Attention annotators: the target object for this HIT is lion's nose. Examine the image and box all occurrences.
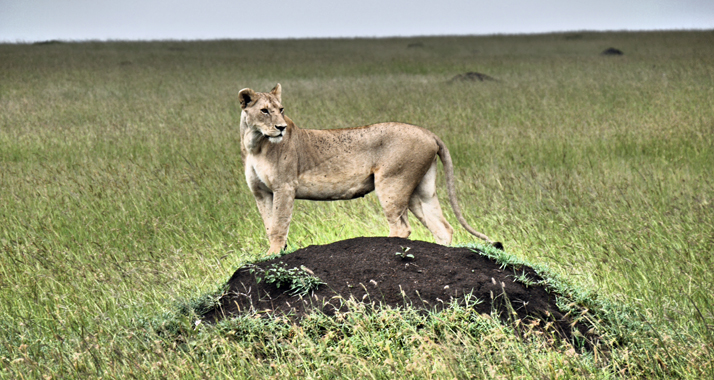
[275,125,286,132]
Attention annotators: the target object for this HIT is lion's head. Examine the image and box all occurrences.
[239,84,287,144]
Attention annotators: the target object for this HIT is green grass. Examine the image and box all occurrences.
[1,31,713,378]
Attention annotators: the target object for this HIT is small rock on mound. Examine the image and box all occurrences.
[204,237,594,345]
[601,47,624,56]
[450,72,498,82]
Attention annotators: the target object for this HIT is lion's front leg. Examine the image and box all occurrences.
[266,187,296,254]
[252,189,274,237]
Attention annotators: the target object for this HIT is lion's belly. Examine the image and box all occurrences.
[296,173,375,200]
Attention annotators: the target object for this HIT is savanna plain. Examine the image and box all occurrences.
[1,31,713,378]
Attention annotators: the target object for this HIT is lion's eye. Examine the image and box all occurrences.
[260,108,269,115]
[279,108,284,114]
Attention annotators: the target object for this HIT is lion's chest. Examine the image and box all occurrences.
[245,154,280,191]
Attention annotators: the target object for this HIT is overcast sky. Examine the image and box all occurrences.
[1,0,713,42]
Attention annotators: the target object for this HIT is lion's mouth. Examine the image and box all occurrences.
[266,133,283,143]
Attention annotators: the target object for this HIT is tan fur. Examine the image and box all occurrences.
[239,84,493,254]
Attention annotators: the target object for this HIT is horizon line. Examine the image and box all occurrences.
[2,27,712,45]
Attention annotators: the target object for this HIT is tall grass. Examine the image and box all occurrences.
[1,31,713,378]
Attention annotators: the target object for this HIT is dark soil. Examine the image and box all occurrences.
[601,47,624,55]
[449,72,498,82]
[203,237,594,345]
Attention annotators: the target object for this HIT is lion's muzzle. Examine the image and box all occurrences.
[266,125,287,143]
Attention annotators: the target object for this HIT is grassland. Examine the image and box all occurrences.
[1,31,713,378]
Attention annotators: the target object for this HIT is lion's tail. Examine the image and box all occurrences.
[435,137,494,244]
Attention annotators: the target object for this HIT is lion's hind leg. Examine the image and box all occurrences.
[408,160,454,245]
[374,175,414,240]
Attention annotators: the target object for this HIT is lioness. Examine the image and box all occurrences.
[239,84,495,254]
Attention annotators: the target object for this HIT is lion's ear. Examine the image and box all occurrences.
[239,88,257,109]
[270,83,282,103]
